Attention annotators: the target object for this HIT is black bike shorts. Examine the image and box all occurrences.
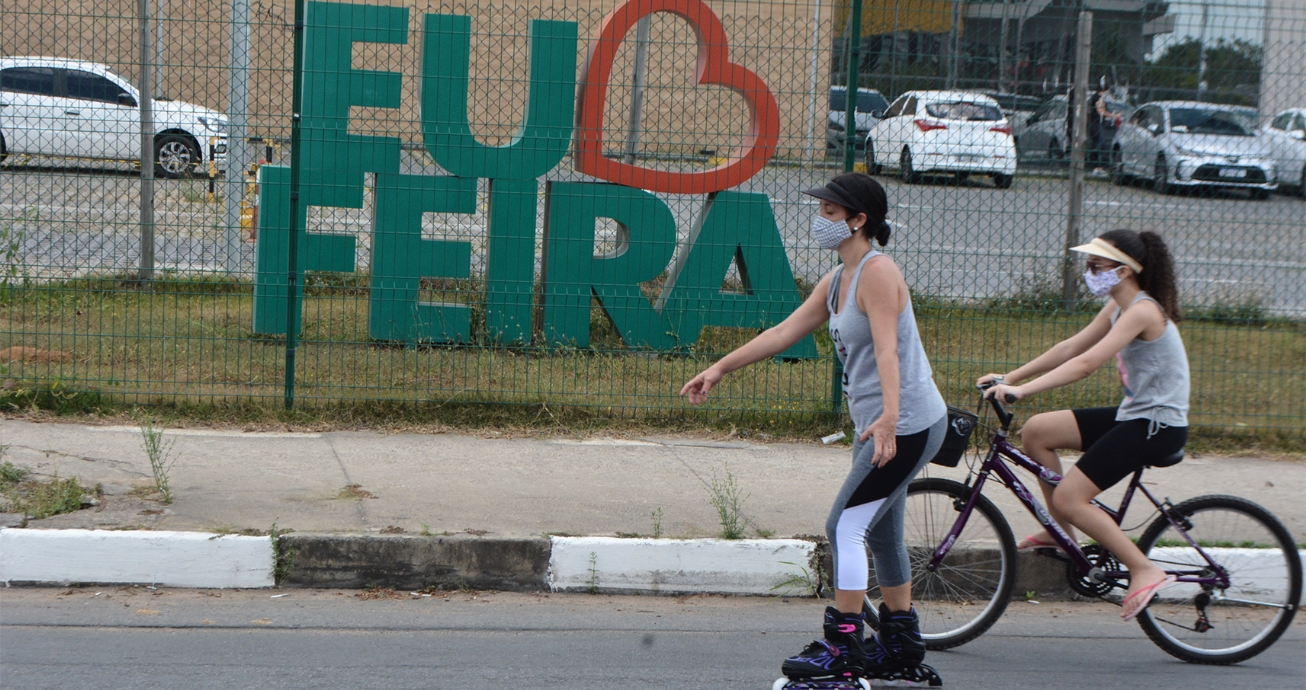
[1072,407,1188,491]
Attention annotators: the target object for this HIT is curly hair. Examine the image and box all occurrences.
[1098,229,1182,322]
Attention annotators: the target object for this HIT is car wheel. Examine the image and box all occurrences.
[866,142,882,175]
[1300,167,1305,199]
[1153,154,1170,195]
[900,148,919,184]
[1109,147,1129,186]
[154,134,200,179]
[0,133,7,164]
[991,173,1014,189]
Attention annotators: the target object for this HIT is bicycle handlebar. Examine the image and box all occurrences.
[976,381,1015,429]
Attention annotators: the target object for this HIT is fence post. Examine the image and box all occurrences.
[223,0,252,275]
[1061,10,1092,304]
[137,0,156,282]
[284,0,307,410]
[830,0,862,414]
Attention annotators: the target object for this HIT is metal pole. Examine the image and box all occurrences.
[1062,10,1092,304]
[842,0,861,172]
[155,0,165,96]
[803,0,823,162]
[223,0,252,274]
[999,0,1009,92]
[138,0,156,282]
[832,0,862,414]
[622,16,652,164]
[891,0,900,97]
[284,0,306,410]
[948,0,965,89]
[1197,2,1209,97]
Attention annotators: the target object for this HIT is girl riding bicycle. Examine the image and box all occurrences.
[681,173,948,681]
[979,228,1189,621]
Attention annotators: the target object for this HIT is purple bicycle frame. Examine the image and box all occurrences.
[925,432,1231,589]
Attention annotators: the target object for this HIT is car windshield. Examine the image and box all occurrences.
[925,101,1002,121]
[1168,108,1254,136]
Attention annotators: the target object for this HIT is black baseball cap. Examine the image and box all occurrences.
[802,180,868,216]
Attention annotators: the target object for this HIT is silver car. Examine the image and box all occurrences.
[1111,101,1278,199]
[1264,108,1306,196]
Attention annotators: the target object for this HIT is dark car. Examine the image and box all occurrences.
[826,86,890,155]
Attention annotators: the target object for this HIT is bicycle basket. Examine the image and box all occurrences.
[929,406,979,468]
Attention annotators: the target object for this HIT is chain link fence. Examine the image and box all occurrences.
[2,0,1303,440]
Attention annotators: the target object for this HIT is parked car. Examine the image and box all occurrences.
[1110,101,1278,199]
[1016,93,1129,161]
[865,90,1017,188]
[1263,108,1306,196]
[826,86,889,155]
[973,91,1043,135]
[0,56,227,177]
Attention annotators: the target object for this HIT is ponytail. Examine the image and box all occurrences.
[1137,231,1181,322]
[1098,229,1181,322]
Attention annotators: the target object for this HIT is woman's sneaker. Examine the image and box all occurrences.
[863,603,926,674]
[781,607,867,679]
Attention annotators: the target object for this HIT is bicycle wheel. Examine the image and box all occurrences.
[1136,494,1302,664]
[864,476,1017,650]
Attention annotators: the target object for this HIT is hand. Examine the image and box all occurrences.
[975,373,1004,387]
[860,414,899,467]
[983,383,1025,403]
[680,366,723,405]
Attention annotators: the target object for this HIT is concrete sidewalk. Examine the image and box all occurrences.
[1,418,1302,593]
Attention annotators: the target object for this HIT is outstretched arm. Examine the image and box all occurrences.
[977,302,1115,387]
[987,300,1160,401]
[680,273,833,405]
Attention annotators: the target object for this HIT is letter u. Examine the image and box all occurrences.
[420,14,578,179]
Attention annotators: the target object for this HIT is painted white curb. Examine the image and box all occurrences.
[548,537,816,596]
[0,529,275,588]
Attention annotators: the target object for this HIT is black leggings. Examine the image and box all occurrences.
[1072,407,1188,490]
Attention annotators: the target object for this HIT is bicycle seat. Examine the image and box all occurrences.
[1148,450,1185,468]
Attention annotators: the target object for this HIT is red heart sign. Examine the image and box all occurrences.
[574,0,780,195]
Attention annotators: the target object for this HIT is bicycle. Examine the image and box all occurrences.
[861,386,1302,665]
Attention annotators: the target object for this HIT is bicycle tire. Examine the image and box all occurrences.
[863,477,1017,650]
[1135,494,1302,665]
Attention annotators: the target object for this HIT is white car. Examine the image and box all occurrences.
[1111,101,1278,199]
[865,90,1018,188]
[0,56,227,178]
[1264,108,1306,196]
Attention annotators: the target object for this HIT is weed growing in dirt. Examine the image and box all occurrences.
[708,463,749,540]
[139,420,180,503]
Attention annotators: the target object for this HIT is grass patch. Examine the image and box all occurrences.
[1,282,1302,451]
[0,460,93,520]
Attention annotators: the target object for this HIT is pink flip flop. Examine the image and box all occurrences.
[1121,575,1178,621]
[1016,534,1065,553]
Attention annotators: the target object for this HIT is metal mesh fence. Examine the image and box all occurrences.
[2,0,1303,439]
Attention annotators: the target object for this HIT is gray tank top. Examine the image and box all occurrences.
[827,251,947,436]
[1111,292,1190,427]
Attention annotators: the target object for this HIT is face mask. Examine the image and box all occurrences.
[811,215,854,250]
[1083,266,1124,297]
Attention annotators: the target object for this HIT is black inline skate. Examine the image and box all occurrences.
[862,604,942,687]
[781,606,868,681]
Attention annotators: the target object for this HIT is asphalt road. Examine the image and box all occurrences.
[3,155,1303,314]
[2,588,1303,690]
